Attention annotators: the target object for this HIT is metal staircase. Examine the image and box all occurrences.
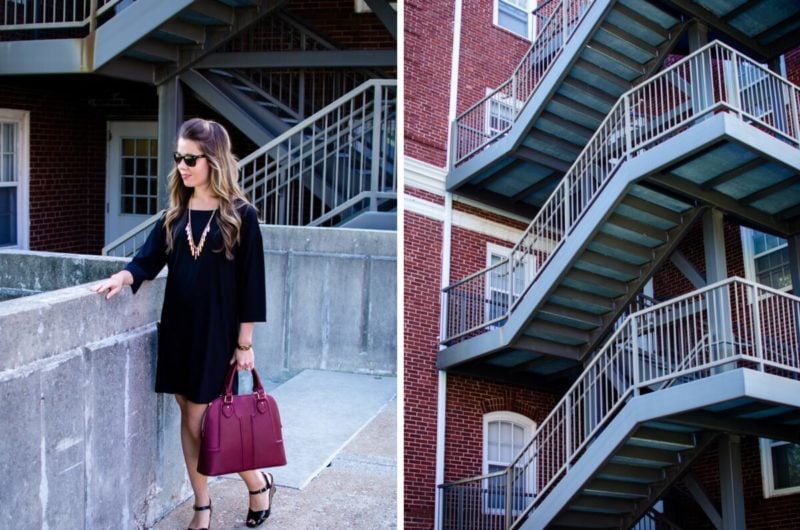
[450,0,800,215]
[440,277,800,529]
[440,41,800,386]
[103,78,396,256]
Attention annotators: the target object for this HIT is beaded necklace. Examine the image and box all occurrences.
[186,200,216,260]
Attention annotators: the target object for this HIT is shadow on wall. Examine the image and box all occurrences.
[0,226,396,528]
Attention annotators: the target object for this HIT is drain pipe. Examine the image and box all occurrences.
[435,0,463,527]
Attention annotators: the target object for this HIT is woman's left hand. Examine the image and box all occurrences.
[230,346,255,371]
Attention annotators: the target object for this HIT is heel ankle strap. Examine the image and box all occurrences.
[193,504,211,512]
[249,472,272,495]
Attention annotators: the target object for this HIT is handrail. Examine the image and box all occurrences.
[239,79,396,226]
[453,0,593,165]
[439,277,800,530]
[0,0,121,31]
[104,79,396,256]
[443,40,800,344]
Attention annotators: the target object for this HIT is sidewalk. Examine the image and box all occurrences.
[151,371,397,529]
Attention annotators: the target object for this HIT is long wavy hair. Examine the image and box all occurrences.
[163,118,249,260]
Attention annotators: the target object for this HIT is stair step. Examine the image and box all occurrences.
[549,286,615,313]
[613,4,670,40]
[618,194,683,226]
[570,494,636,514]
[575,250,641,282]
[612,444,680,467]
[554,511,624,528]
[589,233,655,265]
[539,303,604,329]
[525,321,591,345]
[563,269,628,297]
[595,463,664,484]
[583,478,651,498]
[604,213,668,246]
[629,426,696,450]
[599,22,659,58]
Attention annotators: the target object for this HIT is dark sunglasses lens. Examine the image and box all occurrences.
[173,153,201,167]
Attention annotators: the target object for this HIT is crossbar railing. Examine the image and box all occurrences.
[442,40,800,344]
[103,79,396,257]
[239,79,396,226]
[0,0,121,31]
[453,0,592,165]
[440,277,800,530]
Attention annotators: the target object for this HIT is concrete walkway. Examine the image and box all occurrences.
[151,370,397,529]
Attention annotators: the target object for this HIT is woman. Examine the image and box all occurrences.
[92,118,274,530]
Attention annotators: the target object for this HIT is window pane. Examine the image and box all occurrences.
[136,139,149,156]
[0,188,17,246]
[500,422,513,461]
[498,0,528,37]
[2,154,14,183]
[3,123,15,153]
[123,158,134,175]
[772,443,800,490]
[122,139,134,157]
[488,422,499,461]
[755,246,791,290]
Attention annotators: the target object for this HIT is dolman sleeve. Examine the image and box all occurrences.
[124,215,168,294]
[236,204,267,322]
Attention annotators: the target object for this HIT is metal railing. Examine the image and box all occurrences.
[0,0,121,31]
[103,79,396,256]
[453,0,593,165]
[440,277,800,530]
[239,79,396,226]
[443,40,800,344]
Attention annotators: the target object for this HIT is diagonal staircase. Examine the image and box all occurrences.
[450,0,800,215]
[440,277,800,529]
[440,41,800,386]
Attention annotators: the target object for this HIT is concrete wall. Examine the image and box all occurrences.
[0,225,396,528]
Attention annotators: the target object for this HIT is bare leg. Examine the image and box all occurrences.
[175,394,212,530]
[239,469,274,519]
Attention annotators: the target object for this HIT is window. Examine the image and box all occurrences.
[740,228,791,291]
[487,243,528,323]
[494,0,536,40]
[0,110,29,249]
[120,137,159,216]
[483,411,536,514]
[760,439,800,497]
[486,91,520,138]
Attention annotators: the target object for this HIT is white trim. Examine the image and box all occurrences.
[446,0,463,169]
[482,411,537,515]
[0,109,30,250]
[434,371,447,528]
[404,156,531,225]
[759,438,800,498]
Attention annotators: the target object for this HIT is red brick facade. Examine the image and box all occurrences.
[404,1,800,528]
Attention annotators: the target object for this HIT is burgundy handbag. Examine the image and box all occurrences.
[198,366,287,476]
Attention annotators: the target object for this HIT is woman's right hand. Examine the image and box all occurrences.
[91,271,132,300]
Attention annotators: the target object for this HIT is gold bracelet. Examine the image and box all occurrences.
[237,343,253,351]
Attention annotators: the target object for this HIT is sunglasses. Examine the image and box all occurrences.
[173,152,206,167]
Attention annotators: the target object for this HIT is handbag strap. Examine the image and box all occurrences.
[222,364,267,397]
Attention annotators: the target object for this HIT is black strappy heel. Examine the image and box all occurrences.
[188,502,212,530]
[245,472,276,528]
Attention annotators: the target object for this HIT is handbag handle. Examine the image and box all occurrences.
[221,364,266,398]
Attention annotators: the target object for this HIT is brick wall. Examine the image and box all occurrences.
[0,75,158,254]
[405,0,531,168]
[444,374,557,482]
[404,209,444,529]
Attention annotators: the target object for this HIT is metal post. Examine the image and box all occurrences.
[89,0,98,33]
[623,94,633,157]
[157,77,183,209]
[505,469,513,530]
[565,394,572,468]
[751,282,764,371]
[729,49,742,117]
[719,435,747,530]
[703,209,732,370]
[369,85,382,211]
[790,88,800,148]
[631,317,641,395]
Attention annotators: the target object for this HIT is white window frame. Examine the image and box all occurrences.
[482,411,537,515]
[0,109,30,250]
[486,242,533,324]
[740,227,791,293]
[485,89,523,138]
[493,0,537,40]
[760,439,800,498]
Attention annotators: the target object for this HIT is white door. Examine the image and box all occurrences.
[105,121,159,245]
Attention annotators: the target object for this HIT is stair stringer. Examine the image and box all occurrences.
[520,368,800,529]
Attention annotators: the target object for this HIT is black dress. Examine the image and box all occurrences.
[125,202,267,404]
